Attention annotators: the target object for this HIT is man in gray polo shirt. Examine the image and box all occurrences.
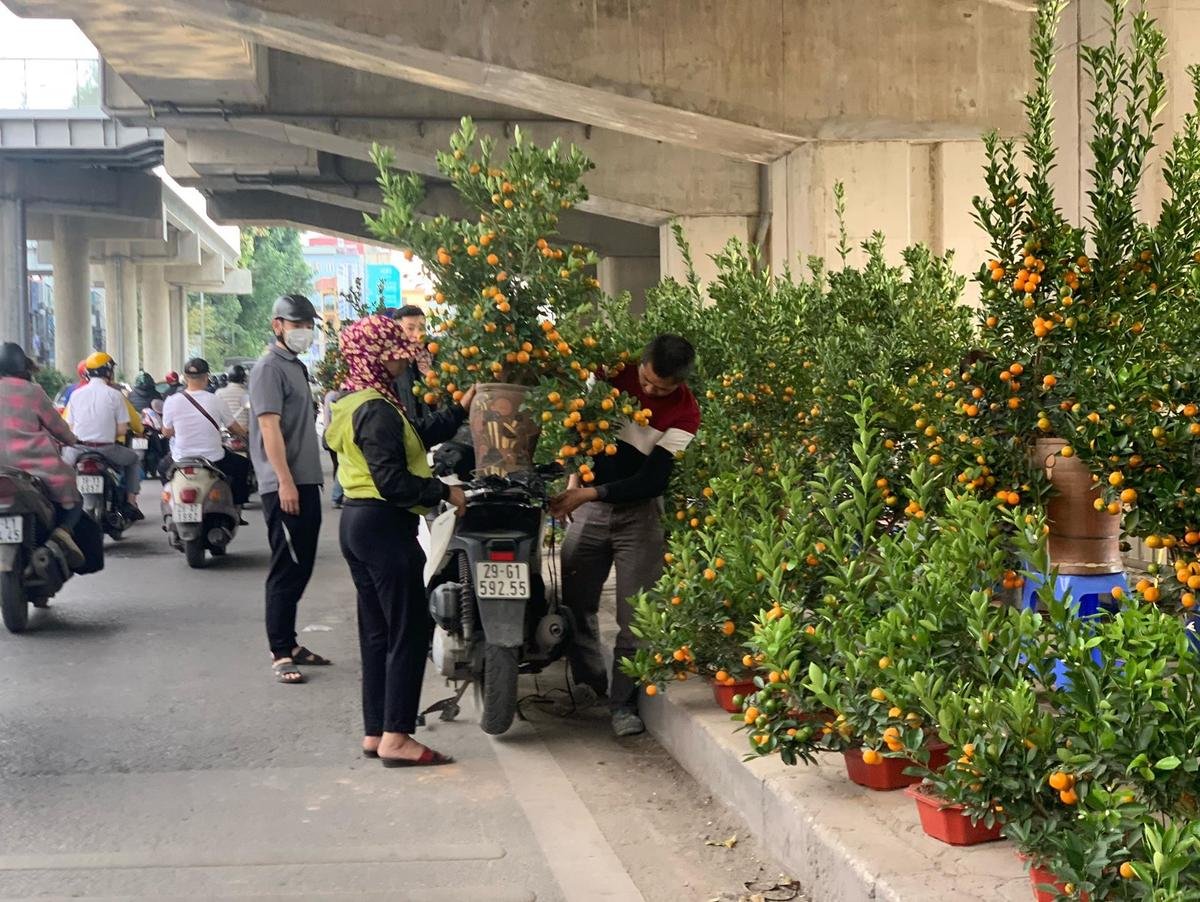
[249,294,328,685]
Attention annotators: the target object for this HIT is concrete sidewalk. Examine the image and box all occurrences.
[640,680,1030,902]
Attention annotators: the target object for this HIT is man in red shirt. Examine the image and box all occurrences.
[550,334,700,736]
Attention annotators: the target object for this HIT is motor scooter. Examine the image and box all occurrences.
[0,468,83,632]
[74,450,131,540]
[423,463,571,735]
[161,457,240,568]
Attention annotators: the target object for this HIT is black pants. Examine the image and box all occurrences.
[158,451,252,506]
[339,503,431,735]
[262,484,323,658]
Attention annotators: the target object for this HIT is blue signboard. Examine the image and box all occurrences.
[366,263,402,309]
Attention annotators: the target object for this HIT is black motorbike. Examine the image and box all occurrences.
[74,451,131,540]
[0,468,88,632]
[424,463,571,735]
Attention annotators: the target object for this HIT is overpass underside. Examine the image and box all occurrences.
[10,0,1196,308]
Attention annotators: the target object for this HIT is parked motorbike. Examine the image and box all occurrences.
[0,468,79,633]
[161,457,240,568]
[423,463,570,735]
[74,450,131,540]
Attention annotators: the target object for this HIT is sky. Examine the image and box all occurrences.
[0,4,96,58]
[1,5,242,248]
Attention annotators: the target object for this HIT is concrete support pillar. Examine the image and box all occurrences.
[51,215,92,373]
[597,256,660,315]
[766,141,989,302]
[102,260,122,363]
[0,197,28,350]
[139,264,171,380]
[168,286,186,371]
[659,216,752,294]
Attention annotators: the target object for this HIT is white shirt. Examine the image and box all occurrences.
[163,389,235,461]
[65,379,128,444]
[214,383,250,431]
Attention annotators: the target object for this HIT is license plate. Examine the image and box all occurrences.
[174,503,203,523]
[475,562,530,599]
[0,516,22,543]
[131,437,148,450]
[76,475,103,494]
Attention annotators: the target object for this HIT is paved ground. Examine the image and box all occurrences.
[0,486,789,901]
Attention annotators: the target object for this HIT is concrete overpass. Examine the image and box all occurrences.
[0,105,248,377]
[8,0,1196,303]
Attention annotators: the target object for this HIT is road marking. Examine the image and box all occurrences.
[490,727,644,902]
[0,843,505,871]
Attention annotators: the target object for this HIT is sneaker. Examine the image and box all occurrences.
[49,528,85,569]
[611,708,645,737]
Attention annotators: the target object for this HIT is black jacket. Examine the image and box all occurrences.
[128,385,162,413]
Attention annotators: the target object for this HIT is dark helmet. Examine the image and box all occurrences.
[134,371,156,390]
[0,342,35,379]
[217,373,229,388]
[227,364,247,385]
[272,293,321,323]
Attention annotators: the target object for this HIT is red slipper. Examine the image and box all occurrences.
[380,747,455,768]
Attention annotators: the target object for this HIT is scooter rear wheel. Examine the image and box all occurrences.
[481,643,520,735]
[1,571,29,633]
[184,538,207,569]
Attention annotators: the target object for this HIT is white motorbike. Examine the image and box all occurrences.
[161,458,240,568]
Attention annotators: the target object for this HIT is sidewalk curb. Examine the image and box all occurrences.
[641,681,1030,902]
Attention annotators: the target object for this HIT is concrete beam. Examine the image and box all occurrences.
[47,0,1034,160]
[178,129,321,178]
[27,212,166,242]
[204,188,659,258]
[159,115,761,225]
[0,159,163,222]
[165,248,227,290]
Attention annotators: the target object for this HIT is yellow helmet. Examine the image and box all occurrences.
[85,351,115,373]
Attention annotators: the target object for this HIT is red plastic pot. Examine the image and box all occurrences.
[1029,864,1089,902]
[842,742,950,791]
[711,680,757,713]
[905,784,1003,846]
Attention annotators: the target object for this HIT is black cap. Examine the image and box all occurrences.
[183,357,211,376]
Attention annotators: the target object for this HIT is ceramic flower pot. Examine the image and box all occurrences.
[1033,437,1123,575]
[842,742,949,791]
[905,783,1003,846]
[1028,863,1089,902]
[711,679,756,713]
[469,383,540,476]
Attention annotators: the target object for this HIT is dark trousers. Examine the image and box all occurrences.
[339,503,431,735]
[262,484,323,658]
[562,499,665,711]
[158,451,252,506]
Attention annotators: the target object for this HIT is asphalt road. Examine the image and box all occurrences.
[0,487,784,901]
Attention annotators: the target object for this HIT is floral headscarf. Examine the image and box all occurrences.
[339,314,428,404]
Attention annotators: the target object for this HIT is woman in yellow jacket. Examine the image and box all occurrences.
[325,315,473,767]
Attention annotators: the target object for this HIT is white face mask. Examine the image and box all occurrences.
[282,327,314,354]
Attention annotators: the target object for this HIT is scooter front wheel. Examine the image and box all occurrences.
[480,643,519,735]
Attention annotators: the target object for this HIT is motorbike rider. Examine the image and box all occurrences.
[128,372,162,414]
[215,364,250,432]
[324,314,470,763]
[159,358,251,508]
[62,351,145,522]
[0,343,85,565]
